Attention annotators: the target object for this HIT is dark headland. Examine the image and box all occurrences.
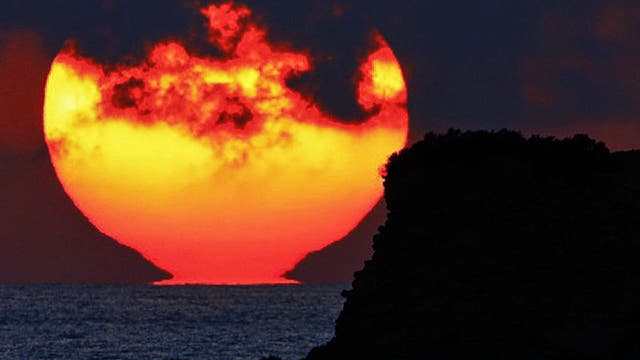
[304,129,640,359]
[0,148,171,284]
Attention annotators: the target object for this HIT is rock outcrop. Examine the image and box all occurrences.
[306,129,640,359]
[0,148,171,283]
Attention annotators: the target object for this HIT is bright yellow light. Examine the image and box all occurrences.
[43,2,409,284]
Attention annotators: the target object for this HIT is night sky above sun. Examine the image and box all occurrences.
[2,0,640,284]
[43,1,407,284]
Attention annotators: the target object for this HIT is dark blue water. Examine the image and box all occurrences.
[0,283,348,360]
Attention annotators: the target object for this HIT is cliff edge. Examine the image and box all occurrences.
[306,129,640,359]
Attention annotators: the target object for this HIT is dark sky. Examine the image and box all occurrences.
[1,0,639,283]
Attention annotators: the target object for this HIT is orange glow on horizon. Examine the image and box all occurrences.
[43,1,409,284]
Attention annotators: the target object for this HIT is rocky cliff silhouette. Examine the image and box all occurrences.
[305,129,640,359]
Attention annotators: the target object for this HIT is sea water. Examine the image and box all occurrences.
[0,283,348,360]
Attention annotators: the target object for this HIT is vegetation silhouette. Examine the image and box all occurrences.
[305,129,640,359]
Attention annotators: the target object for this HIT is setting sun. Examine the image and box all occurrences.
[43,1,408,284]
